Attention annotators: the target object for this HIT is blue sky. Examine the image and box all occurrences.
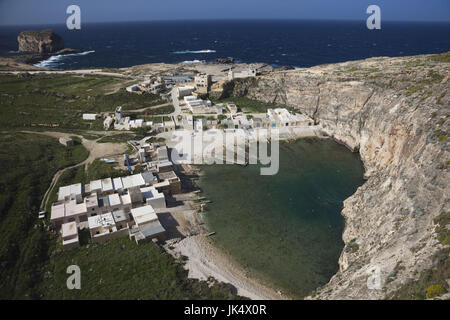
[0,0,449,25]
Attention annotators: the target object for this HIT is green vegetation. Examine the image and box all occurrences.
[101,68,123,74]
[433,129,448,144]
[213,96,293,113]
[80,133,102,140]
[131,104,174,116]
[429,52,450,63]
[425,285,446,299]
[405,86,421,96]
[146,136,166,143]
[97,133,137,144]
[86,159,129,181]
[426,70,444,84]
[41,160,240,300]
[343,67,359,73]
[390,247,450,300]
[40,237,238,299]
[0,74,240,300]
[390,211,450,299]
[346,239,359,253]
[0,133,88,299]
[0,74,164,130]
[434,212,450,245]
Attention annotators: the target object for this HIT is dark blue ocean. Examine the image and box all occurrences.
[1,20,449,69]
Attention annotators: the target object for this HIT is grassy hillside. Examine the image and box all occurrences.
[40,162,239,299]
[0,133,239,299]
[0,133,89,299]
[0,74,164,130]
[0,73,241,300]
[40,237,237,300]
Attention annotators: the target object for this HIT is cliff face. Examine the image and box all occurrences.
[234,53,450,299]
[18,29,64,54]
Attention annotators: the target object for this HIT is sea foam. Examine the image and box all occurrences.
[179,59,204,64]
[173,49,216,54]
[34,50,95,68]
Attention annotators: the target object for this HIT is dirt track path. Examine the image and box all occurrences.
[21,131,128,209]
[124,102,172,113]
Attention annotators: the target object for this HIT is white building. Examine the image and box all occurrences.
[82,113,99,121]
[90,179,102,194]
[104,116,114,130]
[121,174,146,190]
[157,146,169,162]
[130,205,166,243]
[185,97,215,114]
[58,183,83,202]
[195,73,211,93]
[228,68,256,80]
[62,222,79,249]
[140,186,166,209]
[176,86,195,98]
[126,84,140,93]
[88,212,128,243]
[267,108,312,127]
[195,119,204,132]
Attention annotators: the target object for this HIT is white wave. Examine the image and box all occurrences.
[179,59,204,64]
[34,50,95,68]
[173,49,216,54]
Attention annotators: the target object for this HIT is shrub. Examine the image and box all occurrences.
[425,285,446,299]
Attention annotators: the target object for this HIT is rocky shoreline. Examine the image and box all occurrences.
[162,129,330,300]
[0,47,447,299]
[13,29,84,67]
[10,48,85,66]
[224,52,449,299]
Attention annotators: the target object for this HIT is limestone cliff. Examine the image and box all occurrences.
[231,53,450,299]
[18,29,64,54]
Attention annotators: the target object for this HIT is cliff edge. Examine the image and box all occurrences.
[231,52,450,299]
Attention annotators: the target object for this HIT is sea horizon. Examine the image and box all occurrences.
[2,18,450,27]
[1,19,450,70]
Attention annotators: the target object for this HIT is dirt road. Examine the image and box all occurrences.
[22,131,128,209]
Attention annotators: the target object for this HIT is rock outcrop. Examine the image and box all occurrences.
[230,52,450,299]
[18,29,64,54]
[216,57,235,64]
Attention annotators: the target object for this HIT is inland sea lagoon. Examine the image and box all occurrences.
[197,138,365,298]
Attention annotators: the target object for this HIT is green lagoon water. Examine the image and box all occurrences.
[197,138,365,298]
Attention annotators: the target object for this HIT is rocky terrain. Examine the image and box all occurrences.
[7,29,83,66]
[222,52,450,299]
[0,57,43,71]
[120,61,276,78]
[0,47,447,299]
[18,29,64,54]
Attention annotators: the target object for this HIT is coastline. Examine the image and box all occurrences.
[169,234,286,300]
[164,129,328,300]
